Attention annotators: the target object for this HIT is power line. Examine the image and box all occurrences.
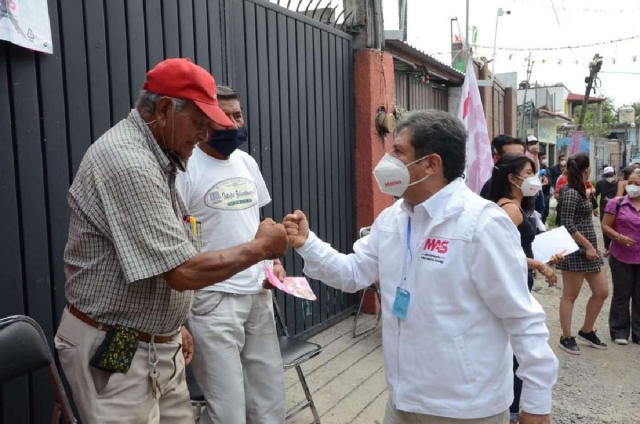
[557,0,588,65]
[549,0,586,65]
[600,71,640,75]
[506,0,640,13]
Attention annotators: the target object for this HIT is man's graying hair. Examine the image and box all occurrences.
[395,110,467,182]
[216,85,241,101]
[136,90,187,116]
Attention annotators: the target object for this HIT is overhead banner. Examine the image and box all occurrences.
[0,0,53,54]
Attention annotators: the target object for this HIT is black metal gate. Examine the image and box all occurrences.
[0,0,355,422]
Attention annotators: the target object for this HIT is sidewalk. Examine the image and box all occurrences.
[285,314,386,424]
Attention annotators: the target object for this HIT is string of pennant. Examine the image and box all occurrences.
[476,34,640,51]
[504,53,638,65]
[430,50,640,66]
[428,34,640,56]
[506,0,640,13]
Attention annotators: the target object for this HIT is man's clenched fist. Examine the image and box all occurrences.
[254,219,288,259]
[283,210,310,248]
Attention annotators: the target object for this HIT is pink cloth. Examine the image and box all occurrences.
[569,131,585,156]
[458,59,492,194]
[605,196,640,264]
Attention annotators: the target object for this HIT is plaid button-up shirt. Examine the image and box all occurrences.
[64,109,200,334]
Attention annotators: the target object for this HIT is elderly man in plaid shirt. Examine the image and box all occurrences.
[54,59,288,424]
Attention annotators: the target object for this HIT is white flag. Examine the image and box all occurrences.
[457,58,492,194]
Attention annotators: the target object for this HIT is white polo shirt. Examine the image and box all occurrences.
[176,146,271,294]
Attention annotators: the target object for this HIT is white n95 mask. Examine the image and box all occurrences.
[626,184,640,198]
[517,175,543,197]
[373,153,428,197]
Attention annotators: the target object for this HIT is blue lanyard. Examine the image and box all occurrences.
[407,218,413,262]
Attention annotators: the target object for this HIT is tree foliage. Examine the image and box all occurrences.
[630,102,640,121]
[573,96,617,136]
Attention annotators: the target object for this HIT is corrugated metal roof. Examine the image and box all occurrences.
[567,93,604,103]
[385,39,465,86]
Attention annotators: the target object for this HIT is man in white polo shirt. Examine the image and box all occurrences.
[176,86,285,424]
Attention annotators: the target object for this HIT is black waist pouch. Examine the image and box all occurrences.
[90,326,140,374]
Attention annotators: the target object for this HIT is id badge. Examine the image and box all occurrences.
[392,287,410,320]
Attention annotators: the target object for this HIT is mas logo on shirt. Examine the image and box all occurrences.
[420,238,449,264]
[204,178,258,210]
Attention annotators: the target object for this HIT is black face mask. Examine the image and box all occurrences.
[207,126,248,157]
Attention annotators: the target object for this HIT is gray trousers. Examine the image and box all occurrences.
[188,290,285,424]
[384,397,509,424]
[608,255,640,342]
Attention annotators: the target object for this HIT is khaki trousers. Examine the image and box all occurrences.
[384,397,510,424]
[54,308,193,424]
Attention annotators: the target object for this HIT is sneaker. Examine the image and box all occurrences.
[613,338,629,345]
[559,336,581,355]
[578,330,608,349]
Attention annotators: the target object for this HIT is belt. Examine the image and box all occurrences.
[68,305,177,344]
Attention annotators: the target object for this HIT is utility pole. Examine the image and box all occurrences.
[465,0,470,64]
[518,53,534,138]
[577,54,604,131]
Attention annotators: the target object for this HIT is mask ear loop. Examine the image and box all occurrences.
[146,118,171,153]
[171,104,176,153]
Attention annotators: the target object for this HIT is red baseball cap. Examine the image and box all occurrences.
[143,58,233,127]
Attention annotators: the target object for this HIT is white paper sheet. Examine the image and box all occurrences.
[0,0,53,54]
[532,225,580,264]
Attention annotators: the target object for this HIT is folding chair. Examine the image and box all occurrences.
[274,298,322,423]
[0,315,78,424]
[352,227,382,338]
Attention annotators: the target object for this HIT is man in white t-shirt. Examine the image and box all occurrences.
[176,86,286,424]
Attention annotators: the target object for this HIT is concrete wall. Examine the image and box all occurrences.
[538,119,558,146]
[517,86,569,114]
[504,88,517,136]
[353,49,395,231]
[544,86,570,114]
[448,86,462,116]
[495,72,518,90]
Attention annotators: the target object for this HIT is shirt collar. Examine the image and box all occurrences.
[400,178,466,219]
[621,195,636,207]
[127,109,173,174]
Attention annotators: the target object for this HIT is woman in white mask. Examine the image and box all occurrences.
[602,171,640,345]
[490,154,558,424]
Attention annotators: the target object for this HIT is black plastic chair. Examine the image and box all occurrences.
[0,315,78,424]
[352,227,382,338]
[273,298,322,423]
[186,297,323,423]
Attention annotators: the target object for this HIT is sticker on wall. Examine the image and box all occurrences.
[0,0,53,54]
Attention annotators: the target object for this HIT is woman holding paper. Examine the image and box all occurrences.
[557,153,609,355]
[491,154,558,424]
[602,171,640,345]
[491,155,558,289]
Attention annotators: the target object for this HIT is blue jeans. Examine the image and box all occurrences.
[510,272,533,421]
[510,356,522,421]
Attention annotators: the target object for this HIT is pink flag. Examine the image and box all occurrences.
[569,131,584,156]
[457,58,493,194]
